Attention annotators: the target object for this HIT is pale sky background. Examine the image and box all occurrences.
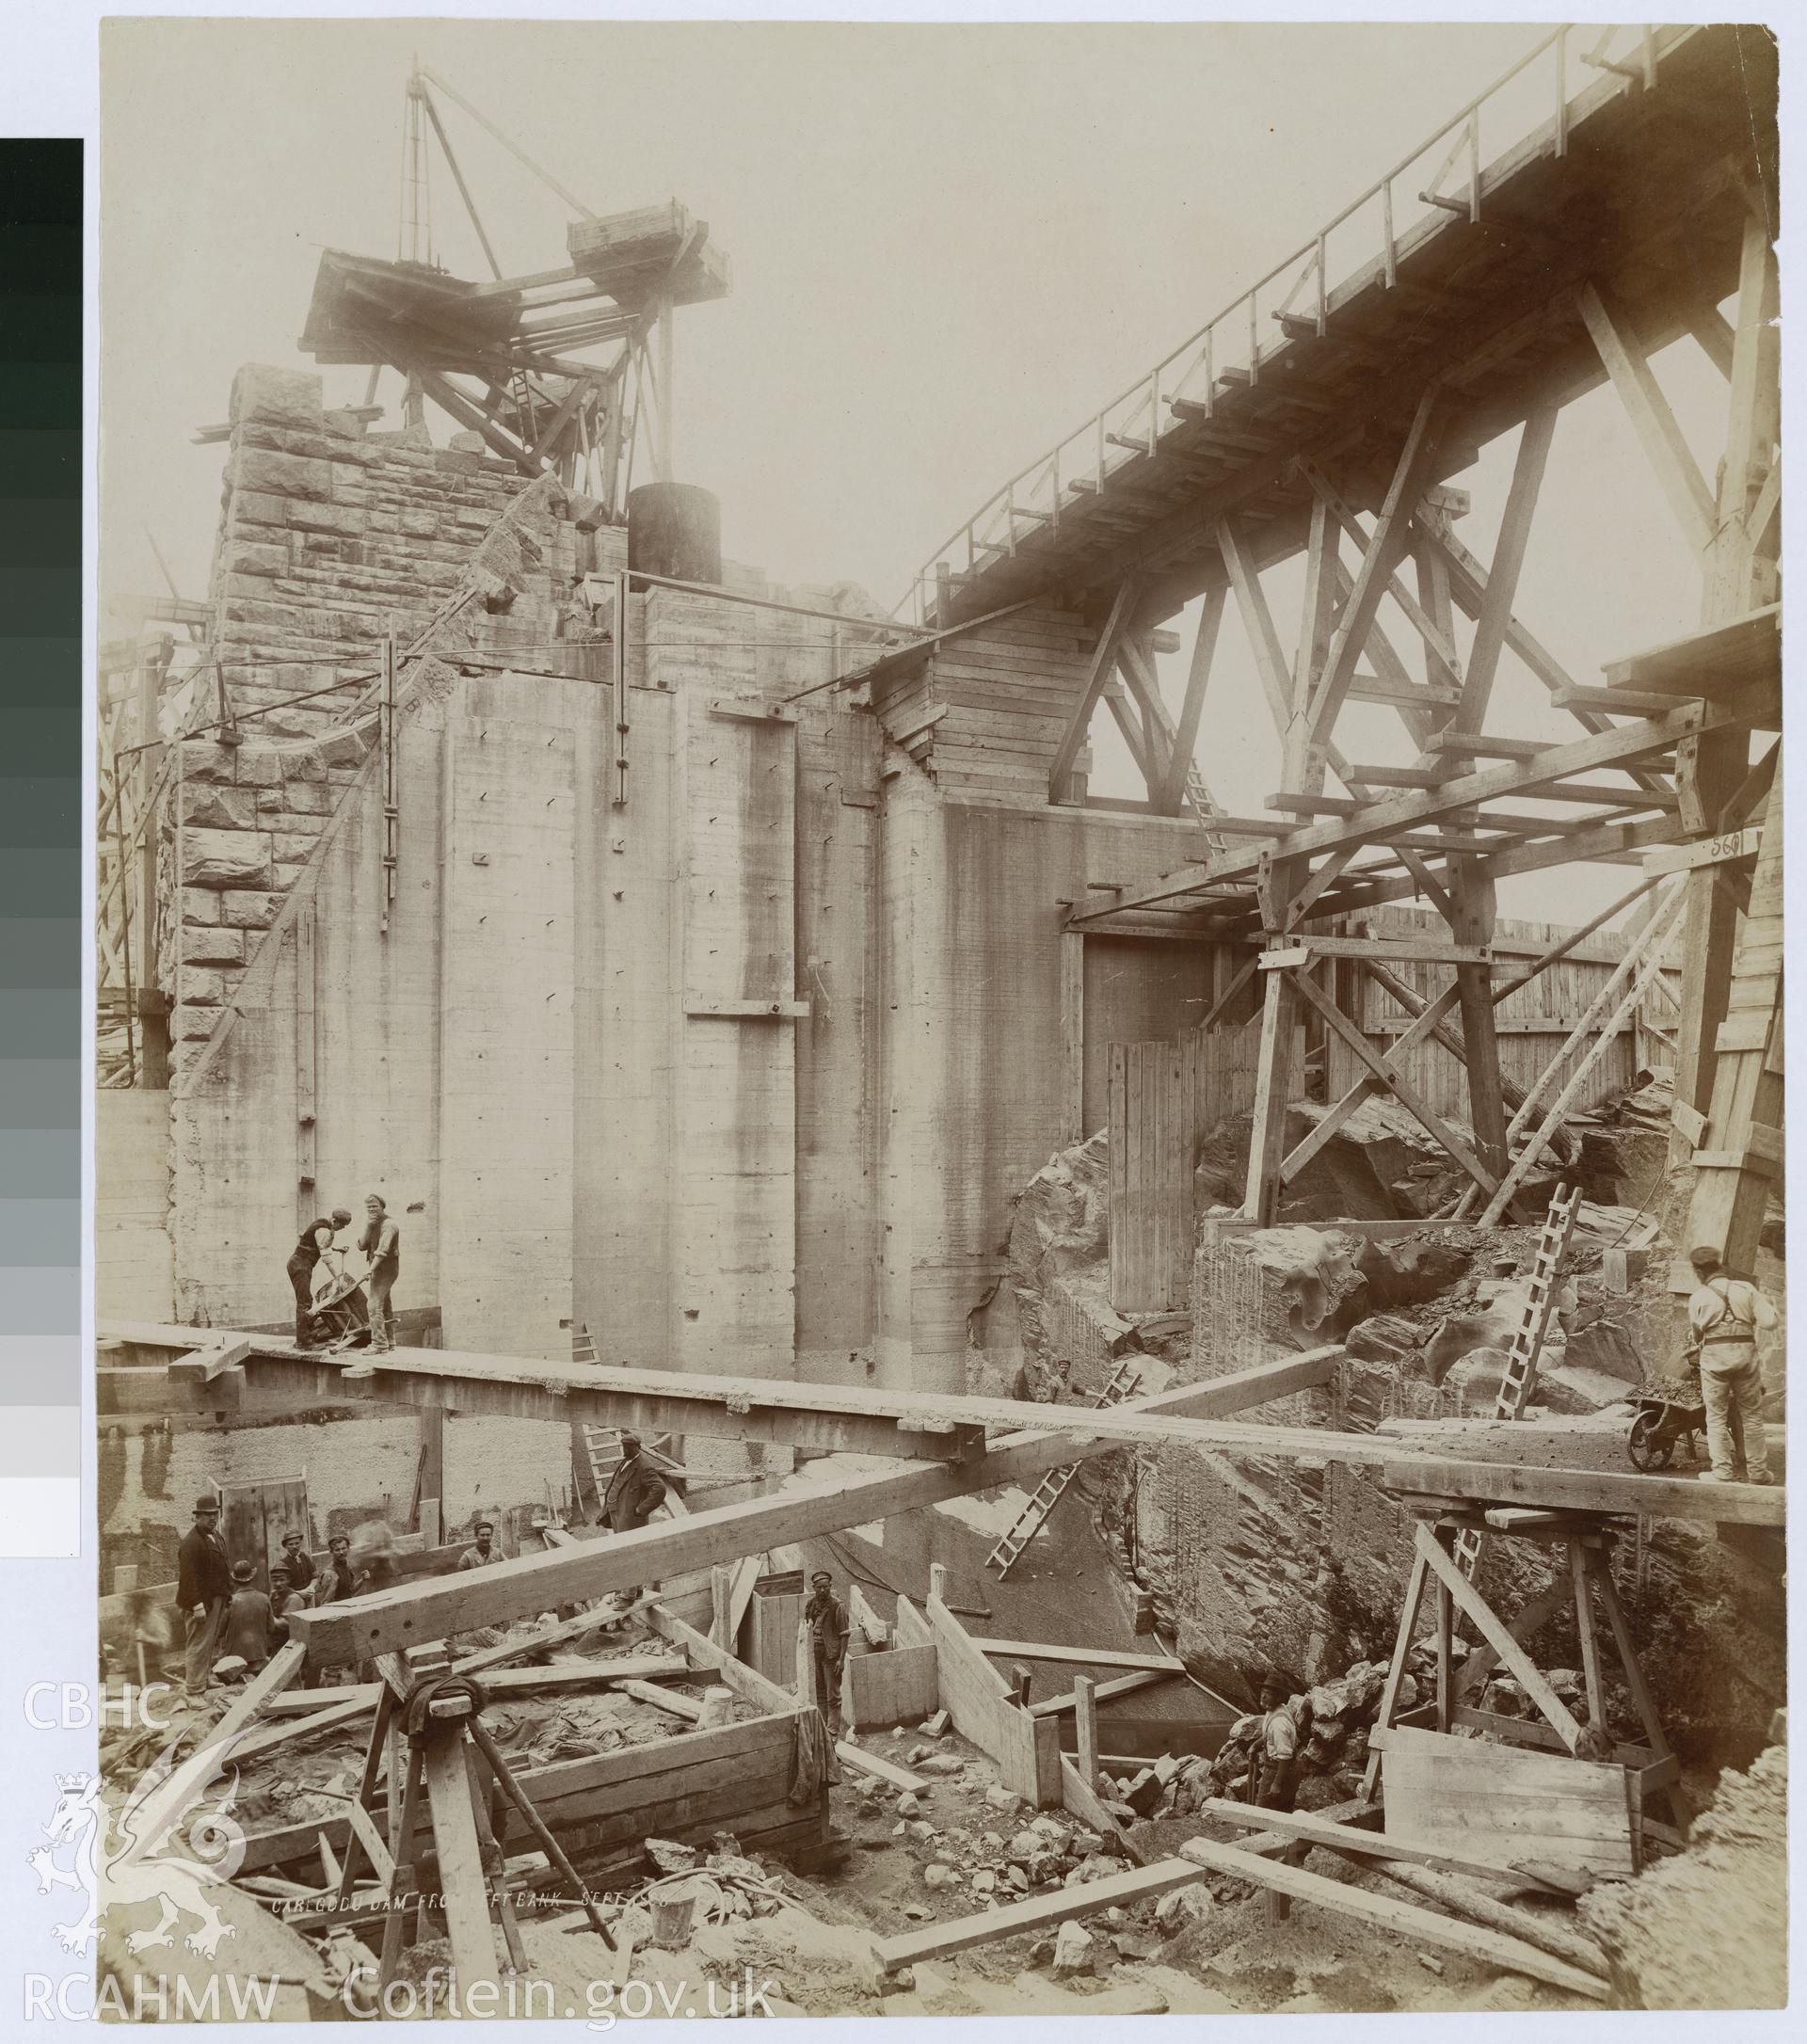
[101,17,1742,923]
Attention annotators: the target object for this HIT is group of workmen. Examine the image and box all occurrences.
[284,1193,402,1354]
[171,1497,375,1696]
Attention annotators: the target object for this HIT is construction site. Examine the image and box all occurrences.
[91,22,1785,2022]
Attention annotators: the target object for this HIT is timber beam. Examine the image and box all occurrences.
[1072,681,1775,924]
[99,1323,1340,1468]
[292,1414,1783,1665]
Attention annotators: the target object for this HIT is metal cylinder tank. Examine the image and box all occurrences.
[627,481,722,586]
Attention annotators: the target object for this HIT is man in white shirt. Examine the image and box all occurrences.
[1686,1245,1779,1486]
[1255,1677,1300,1810]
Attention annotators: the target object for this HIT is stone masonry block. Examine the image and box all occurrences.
[219,539,290,579]
[231,363,324,435]
[180,782,260,831]
[183,827,276,890]
[315,723,377,770]
[271,829,324,864]
[229,489,288,528]
[179,739,239,784]
[220,890,281,929]
[176,965,229,1007]
[232,746,284,788]
[232,445,332,503]
[286,499,368,537]
[181,925,248,967]
[278,746,330,785]
[258,780,334,817]
[399,508,440,538]
[179,887,221,926]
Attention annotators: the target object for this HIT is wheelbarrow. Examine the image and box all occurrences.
[1626,1388,1705,1471]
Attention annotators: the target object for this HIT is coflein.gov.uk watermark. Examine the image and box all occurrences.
[24,1967,783,2025]
[21,1677,781,2025]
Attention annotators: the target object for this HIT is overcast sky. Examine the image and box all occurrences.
[102,17,1738,922]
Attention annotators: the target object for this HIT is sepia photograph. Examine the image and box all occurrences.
[84,12,1783,2023]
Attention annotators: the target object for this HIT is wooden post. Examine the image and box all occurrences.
[420,1733,503,1993]
[1074,1673,1098,1787]
[417,1409,444,1544]
[1569,1540,1607,1737]
[1448,860,1511,1194]
[1286,497,1335,794]
[655,293,675,484]
[1364,1546,1431,1799]
[1433,1565,1453,1734]
[1243,854,1306,1223]
[1668,212,1779,1194]
[295,906,317,1231]
[1060,932,1084,1147]
[380,634,397,933]
[378,1745,428,1988]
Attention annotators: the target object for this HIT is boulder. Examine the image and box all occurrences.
[1121,1769,1165,1817]
[1155,1886,1209,1933]
[1051,1922,1095,1977]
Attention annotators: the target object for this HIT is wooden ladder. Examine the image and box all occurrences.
[571,1324,683,1509]
[1451,1182,1582,1579]
[570,1324,627,1500]
[985,1354,1144,1577]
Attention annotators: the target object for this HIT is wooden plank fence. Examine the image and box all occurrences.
[1324,908,1645,1124]
[1108,1042,1189,1311]
[1109,1019,1304,1311]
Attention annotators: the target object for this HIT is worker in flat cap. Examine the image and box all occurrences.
[458,1519,501,1570]
[279,1527,315,1598]
[1687,1244,1779,1485]
[804,1569,851,1739]
[176,1494,232,1698]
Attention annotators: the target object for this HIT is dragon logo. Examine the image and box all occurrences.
[27,1734,248,1960]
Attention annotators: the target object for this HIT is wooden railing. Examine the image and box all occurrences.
[900,24,1687,625]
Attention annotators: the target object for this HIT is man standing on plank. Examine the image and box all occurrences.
[804,1569,850,1739]
[176,1494,232,1699]
[360,1193,401,1353]
[1687,1244,1779,1485]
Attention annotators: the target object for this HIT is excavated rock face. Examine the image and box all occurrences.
[1582,1738,1787,2009]
[1007,1094,1785,1760]
[1194,1099,1461,1222]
